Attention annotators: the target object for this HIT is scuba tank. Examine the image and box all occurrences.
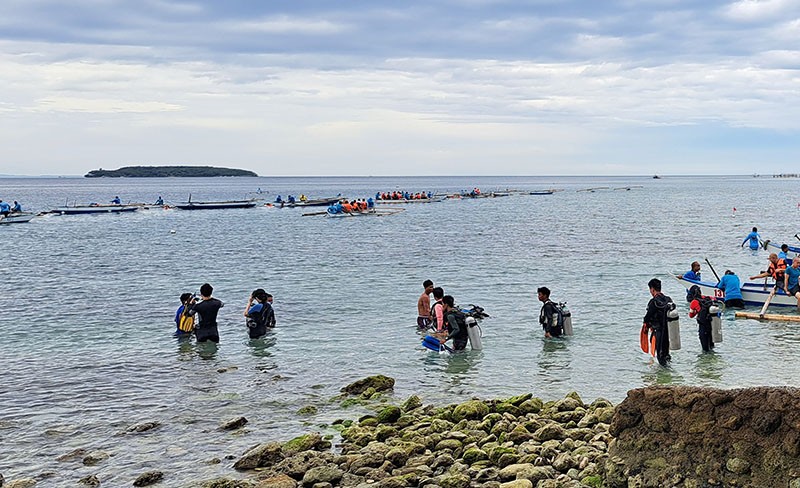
[667,306,681,350]
[560,303,573,336]
[710,304,723,343]
[465,316,483,350]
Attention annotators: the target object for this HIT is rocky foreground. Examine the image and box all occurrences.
[4,376,800,487]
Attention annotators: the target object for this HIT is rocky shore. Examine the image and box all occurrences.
[5,377,800,487]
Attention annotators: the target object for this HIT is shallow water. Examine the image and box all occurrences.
[1,175,799,486]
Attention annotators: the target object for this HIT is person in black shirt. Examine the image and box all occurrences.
[438,295,469,351]
[188,283,224,343]
[537,287,562,338]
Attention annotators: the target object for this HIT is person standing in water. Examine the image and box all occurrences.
[431,287,445,332]
[417,280,434,330]
[717,270,745,309]
[537,287,562,338]
[687,285,715,352]
[437,295,469,351]
[187,283,224,343]
[244,289,275,339]
[643,278,674,366]
[741,227,761,250]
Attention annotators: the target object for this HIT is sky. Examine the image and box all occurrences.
[1,0,800,176]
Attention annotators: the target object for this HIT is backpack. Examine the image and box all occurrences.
[247,303,274,329]
[695,296,715,323]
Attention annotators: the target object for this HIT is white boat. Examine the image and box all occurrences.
[51,205,139,215]
[375,196,445,204]
[0,212,37,224]
[674,274,798,308]
[325,208,404,218]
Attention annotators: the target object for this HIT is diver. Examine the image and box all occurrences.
[437,295,469,351]
[244,289,275,339]
[643,278,675,366]
[537,286,562,338]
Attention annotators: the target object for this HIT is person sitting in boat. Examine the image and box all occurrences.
[341,201,353,213]
[155,196,164,206]
[778,244,791,262]
[359,200,368,211]
[436,295,469,351]
[0,200,9,216]
[111,196,121,205]
[717,270,744,309]
[750,253,787,292]
[299,194,307,202]
[11,201,21,212]
[287,195,296,204]
[785,259,800,309]
[687,285,716,352]
[275,195,283,204]
[681,261,702,301]
[741,227,761,250]
[367,197,374,209]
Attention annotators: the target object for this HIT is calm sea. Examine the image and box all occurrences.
[1,175,798,486]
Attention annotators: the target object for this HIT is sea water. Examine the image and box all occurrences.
[1,175,798,486]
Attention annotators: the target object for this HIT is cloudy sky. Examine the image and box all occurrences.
[2,0,800,176]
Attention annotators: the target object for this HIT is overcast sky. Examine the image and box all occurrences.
[2,0,799,176]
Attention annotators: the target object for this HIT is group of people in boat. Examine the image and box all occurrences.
[174,283,276,341]
[327,198,375,214]
[376,191,432,201]
[274,194,309,205]
[0,199,22,216]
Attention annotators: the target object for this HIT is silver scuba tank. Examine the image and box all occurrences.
[465,316,483,350]
[560,303,574,336]
[709,304,723,343]
[667,307,681,350]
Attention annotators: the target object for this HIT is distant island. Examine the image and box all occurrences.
[84,166,258,178]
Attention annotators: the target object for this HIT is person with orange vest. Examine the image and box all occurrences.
[342,201,353,213]
[750,253,787,292]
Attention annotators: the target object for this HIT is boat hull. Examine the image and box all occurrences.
[174,201,257,210]
[764,240,800,258]
[675,275,799,308]
[0,212,36,224]
[375,197,443,204]
[53,205,139,215]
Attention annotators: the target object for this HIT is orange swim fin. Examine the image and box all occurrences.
[640,324,649,353]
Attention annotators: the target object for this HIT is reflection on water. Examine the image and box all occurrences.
[537,337,572,386]
[694,351,726,381]
[641,361,686,385]
[247,334,277,358]
[197,341,219,360]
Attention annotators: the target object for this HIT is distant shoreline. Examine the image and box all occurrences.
[84,166,258,178]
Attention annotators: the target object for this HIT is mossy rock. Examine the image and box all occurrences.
[360,387,377,399]
[376,425,398,441]
[494,403,521,416]
[296,405,318,416]
[462,447,488,465]
[340,398,361,408]
[439,473,471,488]
[395,415,416,428]
[505,393,533,406]
[359,416,378,427]
[377,406,402,424]
[496,452,521,468]
[342,375,395,395]
[489,446,517,464]
[401,395,423,411]
[435,438,463,452]
[518,398,544,414]
[565,391,584,405]
[282,433,324,455]
[581,474,603,487]
[453,400,490,421]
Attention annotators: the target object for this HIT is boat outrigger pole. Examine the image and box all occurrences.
[704,257,721,282]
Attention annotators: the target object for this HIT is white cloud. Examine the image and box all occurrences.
[723,0,798,23]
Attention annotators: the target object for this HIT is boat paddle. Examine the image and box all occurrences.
[704,258,721,282]
[795,233,800,243]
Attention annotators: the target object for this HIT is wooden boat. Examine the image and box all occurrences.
[376,196,445,204]
[52,204,139,215]
[275,197,341,208]
[674,274,798,308]
[0,212,37,224]
[529,190,554,195]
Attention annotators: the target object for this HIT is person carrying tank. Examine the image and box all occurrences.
[687,285,716,352]
[643,278,675,366]
[537,287,562,338]
[436,295,469,351]
[244,288,275,339]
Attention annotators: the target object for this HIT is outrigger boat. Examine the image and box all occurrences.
[174,200,257,210]
[0,212,37,224]
[275,197,341,208]
[324,208,404,218]
[375,196,445,204]
[674,274,799,308]
[762,239,800,258]
[529,190,554,195]
[52,204,139,215]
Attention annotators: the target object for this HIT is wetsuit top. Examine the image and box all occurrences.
[717,274,743,301]
[643,293,674,331]
[743,232,760,250]
[247,302,275,327]
[683,270,701,281]
[11,202,21,212]
[443,309,468,343]
[0,202,10,212]
[786,266,800,289]
[539,301,557,328]
[188,298,224,338]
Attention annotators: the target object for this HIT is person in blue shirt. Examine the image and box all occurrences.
[11,201,21,212]
[155,196,164,206]
[243,288,275,339]
[0,200,10,216]
[778,244,793,263]
[784,260,800,309]
[366,197,374,209]
[111,196,121,205]
[742,227,761,250]
[174,293,195,336]
[682,262,701,281]
[717,270,744,309]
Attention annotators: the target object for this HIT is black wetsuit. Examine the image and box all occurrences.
[246,302,275,339]
[539,300,562,337]
[643,293,673,366]
[189,298,224,343]
[693,297,715,352]
[444,309,469,351]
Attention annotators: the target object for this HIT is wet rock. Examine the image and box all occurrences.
[726,457,751,475]
[6,481,36,488]
[221,417,249,430]
[82,451,110,466]
[296,405,318,416]
[283,433,329,456]
[201,479,256,488]
[0,472,4,487]
[462,448,488,465]
[438,473,470,488]
[377,406,402,424]
[273,451,331,478]
[234,442,284,470]
[401,395,422,412]
[56,448,87,462]
[133,471,163,487]
[78,475,100,487]
[533,423,565,442]
[516,466,556,483]
[452,401,489,422]
[125,421,160,433]
[341,375,395,396]
[499,480,531,488]
[497,464,533,481]
[301,466,343,487]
